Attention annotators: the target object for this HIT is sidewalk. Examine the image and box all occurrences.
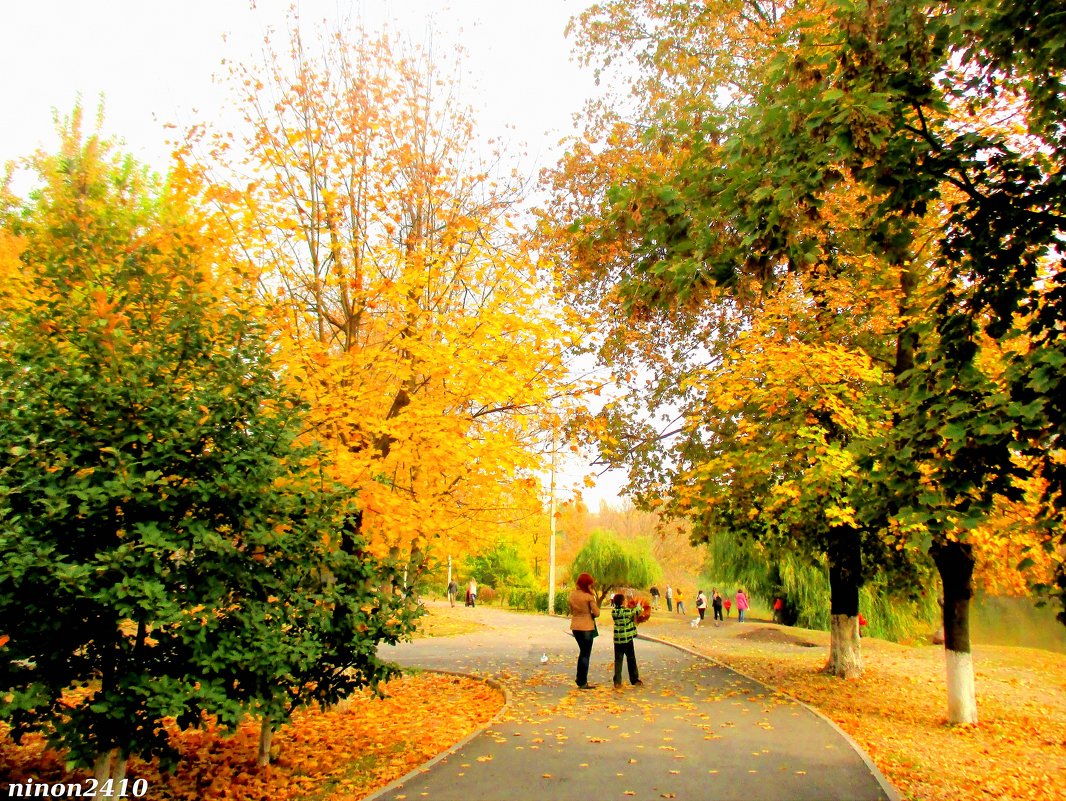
[367,605,898,801]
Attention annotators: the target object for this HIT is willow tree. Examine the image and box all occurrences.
[570,530,663,604]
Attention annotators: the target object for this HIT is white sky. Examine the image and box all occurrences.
[1,0,596,170]
[0,0,628,507]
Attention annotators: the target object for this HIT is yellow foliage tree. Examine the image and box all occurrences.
[184,17,582,568]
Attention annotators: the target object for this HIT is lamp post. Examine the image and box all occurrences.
[547,428,558,615]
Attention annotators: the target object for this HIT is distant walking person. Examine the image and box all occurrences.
[695,590,708,622]
[712,589,724,625]
[676,589,686,616]
[611,593,643,688]
[447,579,458,607]
[736,588,749,622]
[466,578,478,607]
[665,585,674,613]
[569,573,601,689]
[650,586,661,610]
[724,597,732,618]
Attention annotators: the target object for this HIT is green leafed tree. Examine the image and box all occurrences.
[570,529,663,603]
[0,108,416,781]
[705,0,1066,723]
[548,0,1063,723]
[464,540,536,593]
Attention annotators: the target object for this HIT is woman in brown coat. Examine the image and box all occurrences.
[569,572,600,689]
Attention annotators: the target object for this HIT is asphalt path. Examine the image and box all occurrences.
[368,605,898,801]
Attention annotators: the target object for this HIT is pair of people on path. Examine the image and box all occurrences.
[568,573,642,689]
[465,578,478,607]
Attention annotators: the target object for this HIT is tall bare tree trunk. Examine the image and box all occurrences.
[112,751,128,790]
[932,540,978,724]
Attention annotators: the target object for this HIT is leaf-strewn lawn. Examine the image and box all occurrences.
[0,672,503,801]
[4,606,1062,801]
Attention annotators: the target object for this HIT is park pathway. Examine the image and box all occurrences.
[368,605,898,801]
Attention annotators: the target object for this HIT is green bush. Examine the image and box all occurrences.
[533,590,570,615]
[502,587,569,614]
[506,587,537,611]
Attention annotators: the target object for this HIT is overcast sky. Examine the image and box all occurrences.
[1,0,598,170]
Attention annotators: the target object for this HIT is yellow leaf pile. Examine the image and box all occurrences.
[0,673,503,801]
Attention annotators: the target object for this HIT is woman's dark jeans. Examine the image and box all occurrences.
[573,629,596,686]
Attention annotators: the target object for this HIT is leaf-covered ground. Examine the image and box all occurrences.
[4,607,1062,801]
[640,614,1066,801]
[0,672,503,800]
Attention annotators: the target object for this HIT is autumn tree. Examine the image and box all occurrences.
[187,16,583,583]
[547,0,1063,722]
[541,0,924,679]
[0,110,414,781]
[691,0,1065,723]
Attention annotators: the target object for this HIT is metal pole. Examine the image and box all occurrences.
[548,427,558,615]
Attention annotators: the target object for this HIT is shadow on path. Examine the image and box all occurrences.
[368,605,898,801]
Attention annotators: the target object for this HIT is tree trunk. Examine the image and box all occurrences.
[824,527,863,678]
[932,540,978,724]
[92,748,128,796]
[827,614,863,678]
[258,717,274,767]
[112,751,128,793]
[93,750,112,787]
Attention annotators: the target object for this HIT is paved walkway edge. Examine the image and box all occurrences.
[637,632,902,801]
[361,669,512,801]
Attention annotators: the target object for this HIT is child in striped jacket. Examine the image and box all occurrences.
[611,593,643,688]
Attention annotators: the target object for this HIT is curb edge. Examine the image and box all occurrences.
[360,668,511,801]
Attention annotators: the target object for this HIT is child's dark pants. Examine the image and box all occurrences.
[613,640,639,685]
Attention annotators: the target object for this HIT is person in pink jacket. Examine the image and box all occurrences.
[735,589,750,622]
